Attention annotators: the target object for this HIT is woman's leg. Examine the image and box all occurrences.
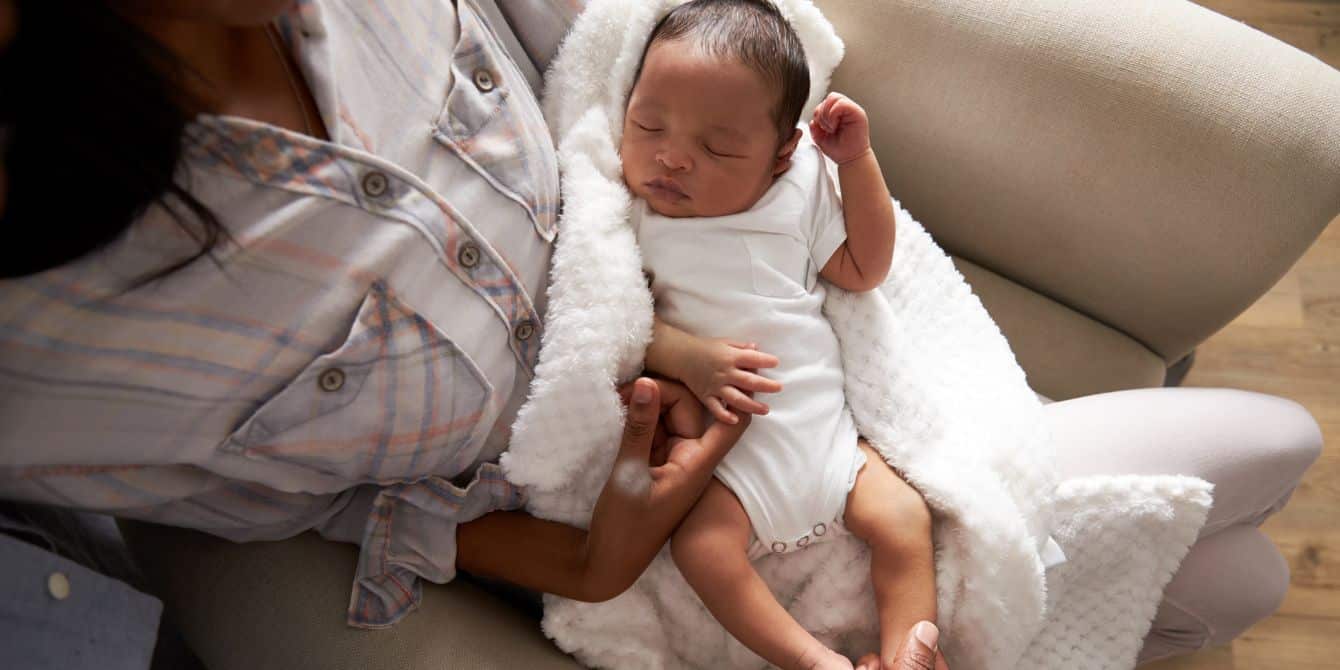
[1043,387,1322,663]
[671,479,850,670]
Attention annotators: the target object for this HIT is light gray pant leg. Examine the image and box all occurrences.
[1042,387,1323,664]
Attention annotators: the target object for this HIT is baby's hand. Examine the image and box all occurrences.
[809,92,871,166]
[683,339,783,425]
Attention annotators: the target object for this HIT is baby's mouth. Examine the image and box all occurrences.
[645,177,689,201]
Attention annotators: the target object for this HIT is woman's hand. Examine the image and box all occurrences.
[855,622,951,670]
[681,338,783,425]
[457,377,751,602]
[581,377,751,600]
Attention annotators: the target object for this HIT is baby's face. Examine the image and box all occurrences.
[620,40,791,218]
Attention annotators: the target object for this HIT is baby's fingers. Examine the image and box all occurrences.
[814,93,840,122]
[733,348,780,369]
[705,396,740,425]
[730,370,782,394]
[815,93,846,130]
[722,387,769,416]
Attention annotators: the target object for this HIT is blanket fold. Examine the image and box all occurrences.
[502,2,1213,668]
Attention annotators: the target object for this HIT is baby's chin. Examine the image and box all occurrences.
[643,198,695,218]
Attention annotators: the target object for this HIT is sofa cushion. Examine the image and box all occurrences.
[953,256,1166,400]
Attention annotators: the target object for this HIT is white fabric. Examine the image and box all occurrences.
[501,1,1214,668]
[633,134,863,549]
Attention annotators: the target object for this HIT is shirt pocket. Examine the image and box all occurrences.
[435,3,559,242]
[743,234,810,299]
[223,282,495,485]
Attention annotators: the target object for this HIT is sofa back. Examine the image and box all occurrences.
[817,0,1340,371]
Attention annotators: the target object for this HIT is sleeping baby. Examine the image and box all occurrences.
[621,1,944,669]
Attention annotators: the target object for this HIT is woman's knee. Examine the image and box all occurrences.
[1139,525,1290,664]
[1220,393,1323,531]
[1269,395,1323,478]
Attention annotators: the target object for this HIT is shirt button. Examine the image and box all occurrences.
[361,171,389,198]
[47,572,71,600]
[513,320,536,342]
[771,541,787,553]
[472,68,496,93]
[813,523,827,536]
[797,535,811,547]
[318,368,346,392]
[458,243,481,269]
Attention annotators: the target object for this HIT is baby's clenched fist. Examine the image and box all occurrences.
[809,92,871,166]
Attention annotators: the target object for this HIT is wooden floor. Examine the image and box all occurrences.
[1147,4,1339,668]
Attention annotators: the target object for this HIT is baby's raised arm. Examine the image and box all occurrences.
[810,92,896,293]
[645,317,783,424]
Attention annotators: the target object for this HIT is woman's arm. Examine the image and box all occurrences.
[457,378,750,602]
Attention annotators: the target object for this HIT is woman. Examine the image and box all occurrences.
[0,1,1319,668]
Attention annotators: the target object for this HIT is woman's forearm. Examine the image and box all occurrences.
[456,510,595,601]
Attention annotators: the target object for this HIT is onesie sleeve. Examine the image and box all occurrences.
[808,149,848,270]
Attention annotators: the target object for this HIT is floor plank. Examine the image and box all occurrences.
[1194,0,1340,68]
[1148,196,1340,669]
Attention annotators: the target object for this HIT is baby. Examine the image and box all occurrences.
[620,1,941,669]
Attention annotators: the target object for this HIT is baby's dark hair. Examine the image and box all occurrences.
[633,0,810,145]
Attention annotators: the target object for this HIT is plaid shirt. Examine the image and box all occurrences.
[0,0,582,628]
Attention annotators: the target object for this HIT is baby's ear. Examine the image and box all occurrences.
[772,128,804,177]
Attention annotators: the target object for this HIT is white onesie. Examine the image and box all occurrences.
[634,132,865,556]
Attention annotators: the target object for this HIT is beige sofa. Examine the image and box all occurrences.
[122,0,1340,667]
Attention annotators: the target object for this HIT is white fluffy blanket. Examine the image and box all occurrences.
[501,2,1214,668]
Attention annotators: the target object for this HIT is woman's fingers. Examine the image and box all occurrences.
[722,386,769,415]
[619,377,709,439]
[684,408,751,474]
[855,653,881,670]
[704,396,738,425]
[729,370,783,394]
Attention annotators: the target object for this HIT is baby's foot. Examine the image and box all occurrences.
[794,643,854,670]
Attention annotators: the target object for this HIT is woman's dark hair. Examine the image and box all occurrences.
[0,0,223,280]
[633,0,810,145]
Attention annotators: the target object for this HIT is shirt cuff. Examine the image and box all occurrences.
[344,463,526,628]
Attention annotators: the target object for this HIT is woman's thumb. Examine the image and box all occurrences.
[895,621,940,670]
[618,378,659,460]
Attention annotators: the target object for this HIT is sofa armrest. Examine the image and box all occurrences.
[817,0,1340,363]
[119,521,582,670]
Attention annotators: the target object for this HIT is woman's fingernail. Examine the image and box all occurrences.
[913,621,939,650]
[632,381,652,404]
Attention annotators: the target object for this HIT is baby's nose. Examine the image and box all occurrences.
[655,148,691,171]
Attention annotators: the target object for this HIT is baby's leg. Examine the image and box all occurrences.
[672,479,850,670]
[843,440,940,668]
